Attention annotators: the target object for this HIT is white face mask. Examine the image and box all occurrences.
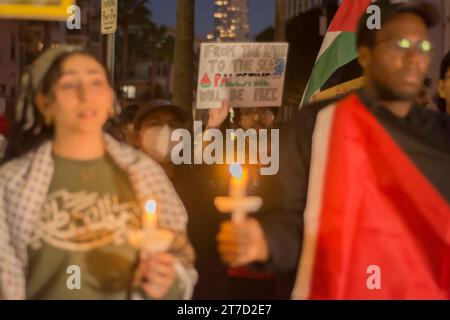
[140,125,176,163]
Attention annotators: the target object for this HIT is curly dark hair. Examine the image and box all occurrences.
[233,107,279,127]
[437,51,450,113]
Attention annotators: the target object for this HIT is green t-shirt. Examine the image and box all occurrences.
[26,154,141,300]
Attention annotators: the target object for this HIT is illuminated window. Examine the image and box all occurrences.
[122,85,136,99]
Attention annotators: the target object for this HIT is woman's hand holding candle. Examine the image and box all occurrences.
[132,199,177,299]
[136,251,177,299]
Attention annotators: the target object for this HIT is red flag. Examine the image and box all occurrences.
[327,0,372,32]
[0,115,8,135]
[293,94,450,299]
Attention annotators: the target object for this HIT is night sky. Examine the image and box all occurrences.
[150,0,274,40]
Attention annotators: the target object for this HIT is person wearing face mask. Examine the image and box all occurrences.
[133,103,231,300]
[132,103,244,299]
[133,103,190,178]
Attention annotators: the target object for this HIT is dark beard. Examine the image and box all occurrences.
[372,77,417,102]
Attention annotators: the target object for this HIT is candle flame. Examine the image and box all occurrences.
[143,199,157,230]
[229,163,248,189]
[229,163,243,179]
[145,199,157,216]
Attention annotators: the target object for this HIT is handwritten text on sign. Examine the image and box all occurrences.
[196,42,289,109]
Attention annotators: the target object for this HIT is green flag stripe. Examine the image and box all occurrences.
[302,31,357,104]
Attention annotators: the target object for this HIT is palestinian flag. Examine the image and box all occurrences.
[292,94,450,299]
[300,0,371,106]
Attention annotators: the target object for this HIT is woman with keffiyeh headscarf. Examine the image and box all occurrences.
[0,46,196,300]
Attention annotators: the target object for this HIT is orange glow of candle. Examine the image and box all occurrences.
[143,199,157,230]
[229,163,249,197]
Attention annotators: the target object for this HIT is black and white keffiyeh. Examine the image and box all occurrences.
[0,133,197,300]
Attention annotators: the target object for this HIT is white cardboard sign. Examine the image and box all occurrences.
[196,42,289,109]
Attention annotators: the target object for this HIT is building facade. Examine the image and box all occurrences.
[0,0,104,117]
[210,0,249,42]
[284,0,328,20]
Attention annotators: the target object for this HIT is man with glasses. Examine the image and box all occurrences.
[289,0,450,299]
[233,107,277,130]
[189,102,286,299]
[217,0,450,299]
[208,103,290,299]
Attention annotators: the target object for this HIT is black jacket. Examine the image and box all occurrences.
[257,90,450,274]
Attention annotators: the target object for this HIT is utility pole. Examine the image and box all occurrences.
[172,0,195,114]
[106,33,115,85]
[274,0,286,41]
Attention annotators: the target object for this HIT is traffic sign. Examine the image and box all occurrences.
[101,0,118,35]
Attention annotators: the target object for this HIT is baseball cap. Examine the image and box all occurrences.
[357,0,440,47]
[133,101,190,131]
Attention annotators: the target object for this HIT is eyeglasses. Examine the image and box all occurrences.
[240,109,274,118]
[375,38,434,56]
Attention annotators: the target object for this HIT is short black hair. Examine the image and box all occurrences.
[356,0,439,49]
[356,18,378,49]
[118,104,140,128]
[437,51,450,113]
[133,103,189,132]
[439,51,450,80]
[233,107,279,123]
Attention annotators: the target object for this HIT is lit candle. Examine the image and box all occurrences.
[143,199,157,231]
[226,163,249,223]
[229,163,248,198]
[128,198,174,254]
[215,164,262,224]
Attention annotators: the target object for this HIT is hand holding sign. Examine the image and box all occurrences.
[207,99,229,129]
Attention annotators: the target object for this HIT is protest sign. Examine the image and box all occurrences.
[196,42,289,109]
